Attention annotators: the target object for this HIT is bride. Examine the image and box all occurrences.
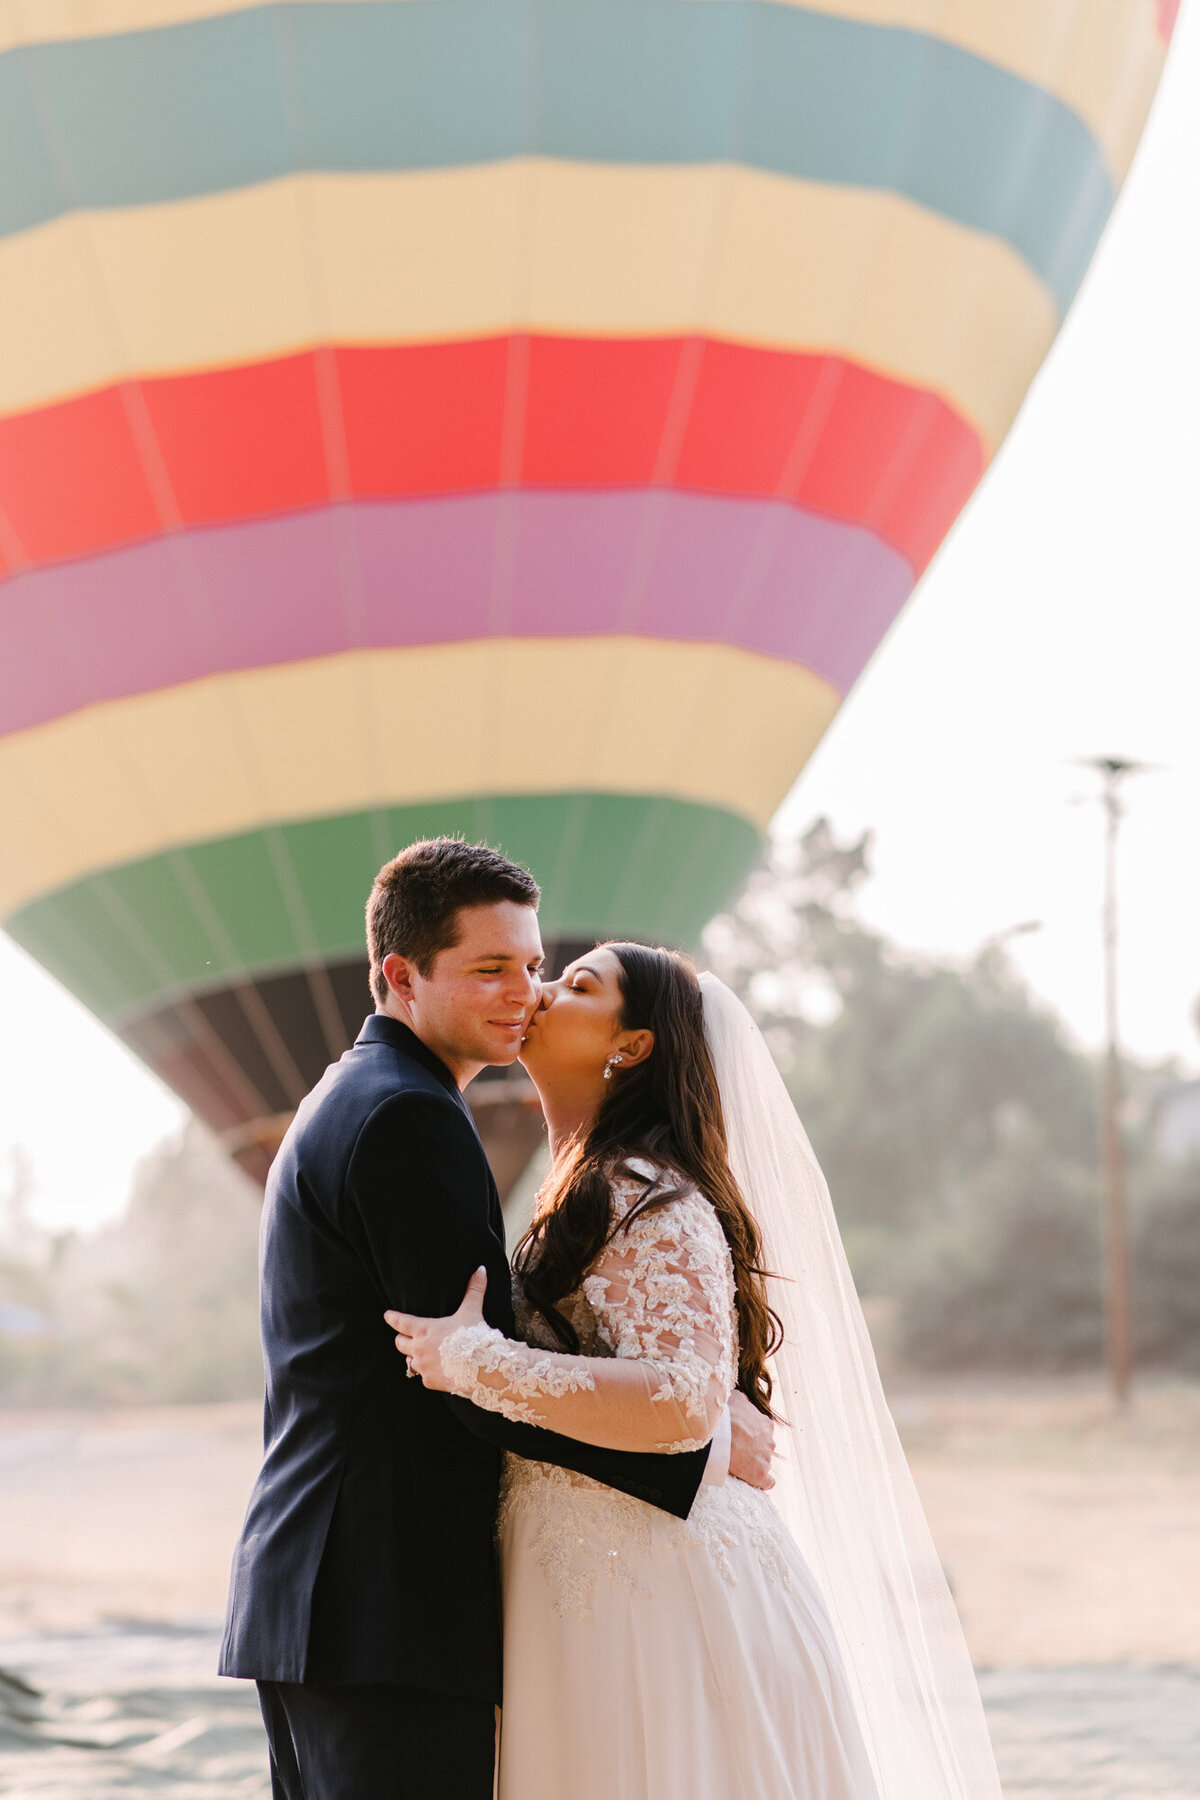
[388,943,1002,1800]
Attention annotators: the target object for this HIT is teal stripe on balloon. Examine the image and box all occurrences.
[4,793,760,1023]
[0,0,1112,308]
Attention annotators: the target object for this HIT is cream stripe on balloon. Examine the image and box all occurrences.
[0,162,1057,451]
[0,638,840,918]
[0,0,1163,182]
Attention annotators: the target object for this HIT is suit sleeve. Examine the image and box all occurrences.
[345,1091,710,1520]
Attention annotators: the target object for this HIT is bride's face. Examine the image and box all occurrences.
[520,948,644,1087]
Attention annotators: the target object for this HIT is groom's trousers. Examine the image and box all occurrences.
[257,1679,497,1799]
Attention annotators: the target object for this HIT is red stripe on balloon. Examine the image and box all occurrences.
[0,338,982,579]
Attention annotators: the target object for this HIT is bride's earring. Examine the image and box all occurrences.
[603,1054,622,1081]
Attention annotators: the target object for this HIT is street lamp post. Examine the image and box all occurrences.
[1081,756,1153,1408]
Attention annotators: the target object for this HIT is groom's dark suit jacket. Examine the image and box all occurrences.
[219,1014,710,1702]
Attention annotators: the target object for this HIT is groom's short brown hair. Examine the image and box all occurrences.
[367,838,540,1003]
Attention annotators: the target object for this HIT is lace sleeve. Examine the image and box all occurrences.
[438,1186,738,1454]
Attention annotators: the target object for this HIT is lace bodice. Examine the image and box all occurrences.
[439,1161,738,1454]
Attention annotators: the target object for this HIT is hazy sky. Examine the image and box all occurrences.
[2,12,1198,1231]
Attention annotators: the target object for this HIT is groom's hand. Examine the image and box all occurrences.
[728,1391,776,1490]
[385,1267,489,1390]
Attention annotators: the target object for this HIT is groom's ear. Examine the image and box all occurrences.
[381,951,417,1006]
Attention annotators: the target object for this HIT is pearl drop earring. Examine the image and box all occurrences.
[603,1055,622,1081]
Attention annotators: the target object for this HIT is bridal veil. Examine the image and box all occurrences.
[699,973,1003,1800]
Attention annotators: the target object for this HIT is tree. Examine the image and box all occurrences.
[705,821,1097,1237]
[705,821,1199,1371]
[0,1124,263,1405]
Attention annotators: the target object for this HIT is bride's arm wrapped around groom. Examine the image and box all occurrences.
[388,1165,738,1458]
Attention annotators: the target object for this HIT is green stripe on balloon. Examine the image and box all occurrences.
[6,794,760,1023]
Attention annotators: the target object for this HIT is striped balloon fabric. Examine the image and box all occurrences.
[0,0,1177,1170]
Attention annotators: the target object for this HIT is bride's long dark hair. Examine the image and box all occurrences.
[514,942,782,1416]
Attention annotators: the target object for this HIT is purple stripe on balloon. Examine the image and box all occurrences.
[0,491,912,736]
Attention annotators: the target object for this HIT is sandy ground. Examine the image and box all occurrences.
[0,1378,1198,1796]
[890,1375,1200,1666]
[0,1404,260,1639]
[1,1378,1197,1663]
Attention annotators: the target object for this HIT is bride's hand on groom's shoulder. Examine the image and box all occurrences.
[727,1392,776,1490]
[385,1267,488,1391]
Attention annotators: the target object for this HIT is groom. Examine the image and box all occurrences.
[220,837,773,1799]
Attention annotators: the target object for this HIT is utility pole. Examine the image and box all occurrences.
[1080,756,1153,1408]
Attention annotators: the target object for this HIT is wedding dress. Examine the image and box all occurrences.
[438,977,1002,1800]
[440,1160,879,1800]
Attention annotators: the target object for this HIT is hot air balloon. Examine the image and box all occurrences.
[0,0,1179,1181]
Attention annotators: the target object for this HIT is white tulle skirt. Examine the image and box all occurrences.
[496,1456,880,1800]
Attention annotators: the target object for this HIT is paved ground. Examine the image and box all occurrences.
[978,1664,1200,1798]
[2,1629,1198,1798]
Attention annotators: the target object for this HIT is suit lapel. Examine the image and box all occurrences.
[355,1014,468,1111]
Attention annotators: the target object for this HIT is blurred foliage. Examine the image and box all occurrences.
[1130,1162,1200,1373]
[0,1124,263,1404]
[704,820,1200,1372]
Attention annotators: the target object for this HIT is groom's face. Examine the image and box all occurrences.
[392,900,544,1083]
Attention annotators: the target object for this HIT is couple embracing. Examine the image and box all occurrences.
[221,838,1002,1800]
